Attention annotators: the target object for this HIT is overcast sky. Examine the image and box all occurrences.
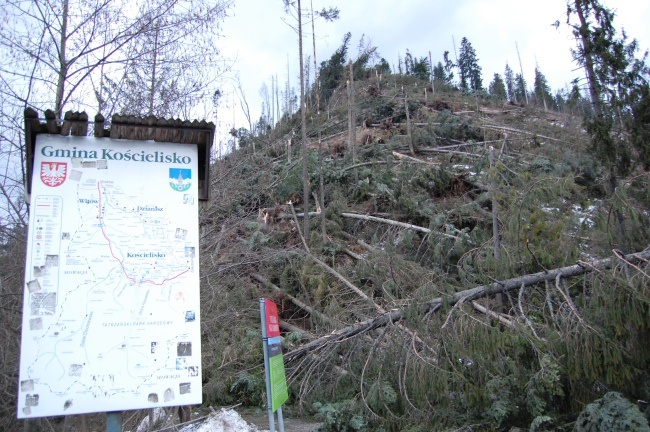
[216,0,650,140]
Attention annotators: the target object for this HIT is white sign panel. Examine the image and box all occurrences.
[18,135,201,418]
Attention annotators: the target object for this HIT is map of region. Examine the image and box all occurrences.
[18,135,201,418]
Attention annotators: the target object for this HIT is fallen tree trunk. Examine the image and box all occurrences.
[341,212,459,239]
[284,248,650,361]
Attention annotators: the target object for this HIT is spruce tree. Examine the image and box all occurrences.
[376,58,391,75]
[567,0,650,191]
[458,37,482,91]
[411,56,431,81]
[515,73,527,103]
[533,66,555,110]
[489,73,507,99]
[443,51,455,84]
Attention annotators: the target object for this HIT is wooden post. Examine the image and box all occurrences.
[71,112,88,136]
[44,109,59,134]
[60,111,73,136]
[94,114,105,138]
[106,412,122,432]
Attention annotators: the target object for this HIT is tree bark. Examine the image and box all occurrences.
[573,0,603,117]
[348,60,357,164]
[298,0,310,243]
[55,0,69,117]
[285,248,650,360]
[341,212,460,239]
[405,97,415,155]
[489,146,503,309]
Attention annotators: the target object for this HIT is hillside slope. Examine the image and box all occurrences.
[199,75,650,431]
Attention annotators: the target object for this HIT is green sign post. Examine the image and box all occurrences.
[260,298,288,431]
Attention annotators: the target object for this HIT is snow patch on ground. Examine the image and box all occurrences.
[572,203,598,228]
[179,408,268,432]
[135,407,169,432]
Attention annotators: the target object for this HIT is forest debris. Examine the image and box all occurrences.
[280,320,315,340]
[471,301,513,327]
[308,254,383,313]
[341,212,460,240]
[480,123,562,142]
[392,151,439,165]
[344,249,364,260]
[251,274,332,325]
[288,201,310,252]
[285,248,650,361]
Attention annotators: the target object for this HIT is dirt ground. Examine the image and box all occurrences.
[235,407,321,432]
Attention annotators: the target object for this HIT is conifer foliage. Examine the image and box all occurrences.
[458,37,483,91]
[489,73,507,99]
[568,0,650,187]
[532,66,554,110]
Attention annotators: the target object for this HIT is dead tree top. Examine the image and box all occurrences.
[24,108,215,200]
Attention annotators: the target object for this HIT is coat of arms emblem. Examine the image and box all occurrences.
[40,162,67,187]
[169,168,192,192]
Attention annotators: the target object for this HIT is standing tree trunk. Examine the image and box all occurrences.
[298,0,310,242]
[429,50,434,94]
[515,42,529,105]
[311,0,326,241]
[573,0,603,117]
[489,146,503,310]
[348,60,356,163]
[405,96,414,156]
[148,24,159,116]
[54,0,70,117]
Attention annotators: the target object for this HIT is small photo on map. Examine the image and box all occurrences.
[148,393,158,403]
[151,342,157,353]
[188,366,198,377]
[29,318,43,331]
[183,194,194,205]
[176,357,187,369]
[97,159,107,169]
[27,279,41,293]
[71,158,82,168]
[175,228,187,240]
[81,161,97,168]
[25,394,39,407]
[30,293,56,316]
[184,247,195,258]
[33,265,46,278]
[20,380,34,391]
[179,382,191,395]
[164,388,175,402]
[177,342,192,357]
[46,255,59,267]
[185,311,195,322]
[68,364,83,376]
[69,170,83,182]
[61,232,70,240]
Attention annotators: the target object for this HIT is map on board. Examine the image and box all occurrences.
[18,135,202,418]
